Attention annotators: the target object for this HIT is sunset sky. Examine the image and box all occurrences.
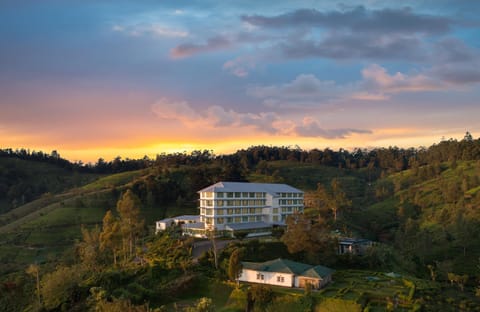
[1,1,480,163]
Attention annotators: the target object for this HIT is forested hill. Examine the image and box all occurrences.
[1,134,480,311]
[2,132,480,213]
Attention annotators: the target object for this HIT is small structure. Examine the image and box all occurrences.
[155,215,200,234]
[337,238,373,255]
[239,258,334,289]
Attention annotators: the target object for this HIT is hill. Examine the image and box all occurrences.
[0,157,101,214]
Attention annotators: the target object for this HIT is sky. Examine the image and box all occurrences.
[1,0,480,163]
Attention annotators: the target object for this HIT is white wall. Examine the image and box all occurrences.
[239,269,294,287]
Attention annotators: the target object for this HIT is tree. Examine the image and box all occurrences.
[331,178,352,221]
[40,265,83,310]
[77,225,101,270]
[99,210,122,266]
[206,230,219,269]
[228,248,243,285]
[26,264,41,306]
[250,284,274,311]
[281,213,334,263]
[116,190,145,262]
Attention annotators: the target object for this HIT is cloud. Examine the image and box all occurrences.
[223,56,257,77]
[361,64,444,93]
[280,33,426,61]
[151,98,197,123]
[429,38,480,85]
[294,117,372,138]
[113,23,188,38]
[241,6,451,35]
[248,74,343,105]
[151,98,369,139]
[248,64,456,109]
[171,35,231,58]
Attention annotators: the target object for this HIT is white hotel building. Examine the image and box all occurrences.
[182,181,304,237]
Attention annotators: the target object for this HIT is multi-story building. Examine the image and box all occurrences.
[182,181,304,237]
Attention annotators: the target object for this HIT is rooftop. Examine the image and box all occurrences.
[242,258,334,278]
[225,221,273,231]
[199,181,303,194]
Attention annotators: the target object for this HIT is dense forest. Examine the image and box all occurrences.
[1,133,480,311]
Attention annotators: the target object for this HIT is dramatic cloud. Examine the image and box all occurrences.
[151,98,369,138]
[249,64,458,108]
[242,6,451,35]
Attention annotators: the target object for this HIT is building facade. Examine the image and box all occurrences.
[197,182,304,233]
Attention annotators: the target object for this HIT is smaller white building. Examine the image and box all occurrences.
[155,215,200,234]
[337,238,373,255]
[239,258,334,289]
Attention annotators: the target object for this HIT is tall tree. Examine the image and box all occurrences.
[228,248,243,285]
[116,190,145,262]
[26,264,41,306]
[99,210,122,266]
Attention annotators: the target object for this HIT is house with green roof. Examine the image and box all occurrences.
[239,258,334,289]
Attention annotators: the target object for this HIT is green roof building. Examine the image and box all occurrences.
[239,258,334,289]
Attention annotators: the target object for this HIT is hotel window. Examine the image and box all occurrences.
[200,208,206,215]
[249,208,256,214]
[206,200,213,206]
[227,192,234,198]
[205,192,213,198]
[235,192,241,198]
[227,200,234,206]
[235,200,242,206]
[281,193,286,198]
[217,192,224,198]
[242,192,248,197]
[249,192,255,198]
[256,216,262,221]
[287,200,293,205]
[227,208,233,215]
[217,200,224,207]
[235,208,242,214]
[217,209,224,215]
[206,208,213,216]
[242,200,248,206]
[273,208,278,214]
[242,208,248,214]
[242,216,248,222]
[217,217,224,224]
[234,216,241,223]
[273,215,279,222]
[255,208,262,213]
[255,192,262,198]
[227,217,233,223]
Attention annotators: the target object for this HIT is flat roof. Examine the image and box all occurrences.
[182,222,205,230]
[199,182,303,194]
[225,221,273,231]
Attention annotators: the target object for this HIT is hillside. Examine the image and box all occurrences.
[0,161,356,276]
[0,157,101,213]
[349,160,480,275]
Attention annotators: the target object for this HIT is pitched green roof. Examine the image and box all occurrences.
[242,258,334,278]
